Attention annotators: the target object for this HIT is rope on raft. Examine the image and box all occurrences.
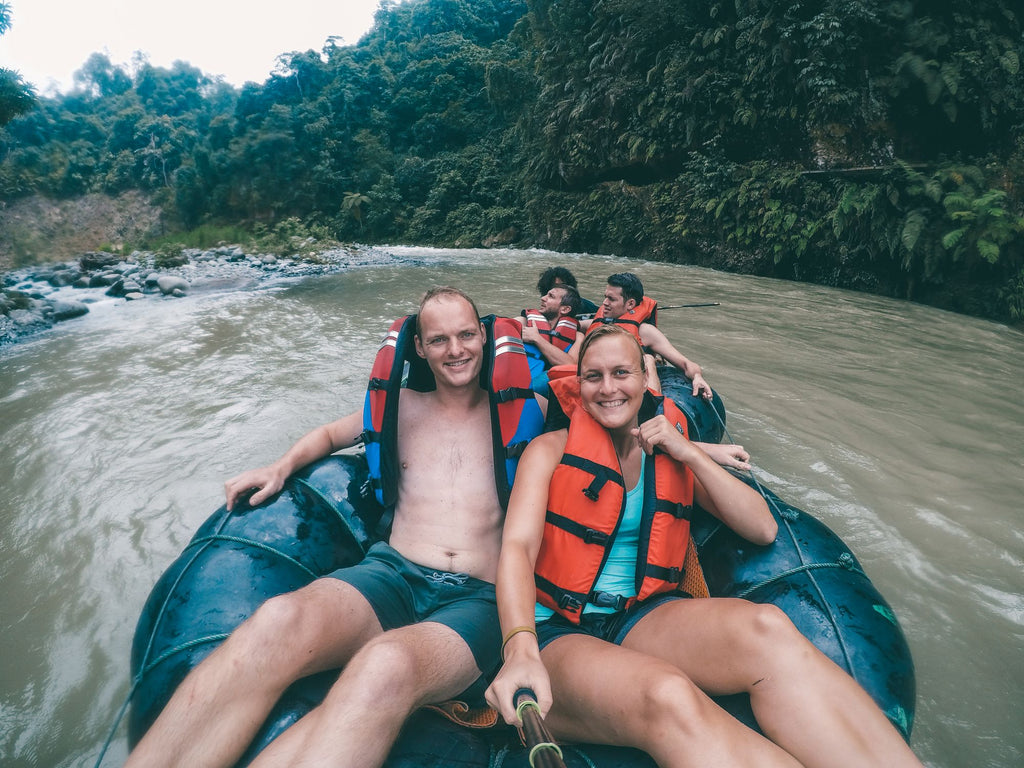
[92,504,308,767]
[702,389,863,672]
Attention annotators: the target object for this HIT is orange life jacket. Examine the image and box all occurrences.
[521,309,580,353]
[534,373,695,624]
[587,295,658,342]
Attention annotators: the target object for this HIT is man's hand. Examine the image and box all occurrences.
[224,464,287,511]
[521,325,543,345]
[691,372,713,400]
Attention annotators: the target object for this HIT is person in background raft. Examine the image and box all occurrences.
[536,265,600,315]
[125,287,545,768]
[485,325,926,768]
[572,272,713,402]
[517,282,583,397]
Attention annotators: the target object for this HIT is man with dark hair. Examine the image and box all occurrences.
[126,287,545,768]
[575,272,713,401]
[536,266,599,314]
[518,283,583,396]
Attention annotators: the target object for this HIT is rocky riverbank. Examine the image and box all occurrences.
[0,244,383,348]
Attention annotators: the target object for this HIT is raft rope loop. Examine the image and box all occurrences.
[91,480,341,768]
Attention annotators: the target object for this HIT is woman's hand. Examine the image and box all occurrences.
[633,414,698,463]
[485,641,554,724]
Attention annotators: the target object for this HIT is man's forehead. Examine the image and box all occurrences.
[418,296,479,334]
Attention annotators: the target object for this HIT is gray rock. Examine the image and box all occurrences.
[156,275,190,295]
[51,300,90,322]
[79,252,122,271]
[124,292,145,301]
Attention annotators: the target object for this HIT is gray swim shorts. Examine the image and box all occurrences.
[328,541,500,702]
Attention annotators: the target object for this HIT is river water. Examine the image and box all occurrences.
[1,246,1021,768]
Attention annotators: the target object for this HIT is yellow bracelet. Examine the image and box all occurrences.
[500,625,538,660]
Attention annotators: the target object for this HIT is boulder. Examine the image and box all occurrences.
[51,300,90,322]
[79,252,122,271]
[156,275,190,296]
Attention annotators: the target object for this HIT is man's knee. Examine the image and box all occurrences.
[231,587,330,662]
[341,634,427,704]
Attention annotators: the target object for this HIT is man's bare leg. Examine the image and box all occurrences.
[247,621,482,768]
[124,579,382,768]
[624,598,924,768]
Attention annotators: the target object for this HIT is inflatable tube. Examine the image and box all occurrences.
[128,375,914,763]
[128,456,383,752]
[655,366,726,444]
[690,488,916,740]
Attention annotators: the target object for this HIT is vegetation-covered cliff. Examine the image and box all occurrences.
[2,0,1022,321]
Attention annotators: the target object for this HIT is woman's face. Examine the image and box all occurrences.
[578,333,648,431]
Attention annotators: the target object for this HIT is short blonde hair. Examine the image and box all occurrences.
[576,324,646,376]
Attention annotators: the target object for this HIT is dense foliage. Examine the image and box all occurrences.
[0,3,36,126]
[1,0,1022,321]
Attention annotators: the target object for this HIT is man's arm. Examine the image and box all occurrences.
[224,410,364,510]
[639,323,712,399]
[521,324,573,367]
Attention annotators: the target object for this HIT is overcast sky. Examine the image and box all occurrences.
[0,0,401,95]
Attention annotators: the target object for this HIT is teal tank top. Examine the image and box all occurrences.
[535,460,644,622]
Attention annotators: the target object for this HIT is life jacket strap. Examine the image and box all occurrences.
[544,510,610,546]
[559,454,623,502]
[645,563,683,585]
[506,440,530,459]
[362,429,382,445]
[495,386,535,403]
[368,376,389,391]
[535,573,585,613]
[654,499,692,520]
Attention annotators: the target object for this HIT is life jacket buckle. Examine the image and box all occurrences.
[558,593,582,611]
[583,528,609,546]
[589,591,628,610]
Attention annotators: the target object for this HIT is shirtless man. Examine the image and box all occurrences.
[125,288,530,768]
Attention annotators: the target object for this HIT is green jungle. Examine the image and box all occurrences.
[2,0,1023,322]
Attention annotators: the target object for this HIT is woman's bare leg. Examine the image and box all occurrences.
[539,634,802,768]
[622,598,923,768]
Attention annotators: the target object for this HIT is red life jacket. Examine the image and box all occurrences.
[534,373,695,624]
[588,295,658,341]
[362,314,544,521]
[521,309,580,352]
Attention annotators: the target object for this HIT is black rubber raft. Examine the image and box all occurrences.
[128,370,915,766]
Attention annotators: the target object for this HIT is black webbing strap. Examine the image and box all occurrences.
[559,454,623,502]
[654,499,692,520]
[545,510,610,546]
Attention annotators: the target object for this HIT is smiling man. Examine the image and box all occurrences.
[125,287,545,768]
[574,272,713,401]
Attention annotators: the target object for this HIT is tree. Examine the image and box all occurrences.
[0,2,36,126]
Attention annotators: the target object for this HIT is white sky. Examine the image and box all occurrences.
[0,0,399,95]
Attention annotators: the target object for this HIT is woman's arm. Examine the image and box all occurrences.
[484,431,566,724]
[634,416,776,545]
